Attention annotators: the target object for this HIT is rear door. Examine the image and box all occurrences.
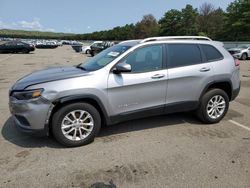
[16,42,26,52]
[107,44,168,118]
[166,43,214,108]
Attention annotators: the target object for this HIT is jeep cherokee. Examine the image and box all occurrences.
[9,36,241,147]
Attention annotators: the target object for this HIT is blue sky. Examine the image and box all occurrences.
[0,0,234,34]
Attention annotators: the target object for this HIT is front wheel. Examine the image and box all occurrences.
[241,53,248,60]
[52,102,101,147]
[196,89,229,124]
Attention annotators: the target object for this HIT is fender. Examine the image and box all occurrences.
[199,79,233,101]
[53,94,112,125]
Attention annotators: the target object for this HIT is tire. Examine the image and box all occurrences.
[86,49,90,54]
[241,53,247,60]
[196,89,229,124]
[22,49,29,54]
[52,102,101,147]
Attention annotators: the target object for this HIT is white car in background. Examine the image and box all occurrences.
[228,44,250,60]
[82,41,102,54]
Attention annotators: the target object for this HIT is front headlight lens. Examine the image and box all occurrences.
[11,89,44,100]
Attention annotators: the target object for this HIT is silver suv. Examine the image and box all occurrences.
[9,36,241,147]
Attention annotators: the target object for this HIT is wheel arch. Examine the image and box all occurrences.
[48,95,111,136]
[200,80,233,102]
[241,52,248,59]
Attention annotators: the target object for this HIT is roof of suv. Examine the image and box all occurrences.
[119,36,224,49]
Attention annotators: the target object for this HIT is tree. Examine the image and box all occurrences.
[159,5,198,36]
[159,9,183,36]
[225,0,250,40]
[134,14,159,38]
[180,4,199,35]
[197,3,226,39]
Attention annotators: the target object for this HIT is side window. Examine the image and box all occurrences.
[168,44,202,68]
[5,42,14,46]
[201,44,223,61]
[123,45,163,73]
[17,42,24,46]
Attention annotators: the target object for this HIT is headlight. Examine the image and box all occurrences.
[11,89,44,100]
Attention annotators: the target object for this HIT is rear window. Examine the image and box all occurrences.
[201,44,223,61]
[168,44,202,68]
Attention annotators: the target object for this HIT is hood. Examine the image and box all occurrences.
[228,48,244,51]
[12,66,88,90]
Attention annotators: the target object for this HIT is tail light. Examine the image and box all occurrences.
[234,59,240,66]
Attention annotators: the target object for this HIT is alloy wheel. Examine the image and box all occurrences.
[206,95,226,119]
[61,110,94,141]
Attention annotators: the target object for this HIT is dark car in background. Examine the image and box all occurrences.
[90,41,115,56]
[0,41,35,54]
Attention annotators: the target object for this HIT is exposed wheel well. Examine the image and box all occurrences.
[48,98,107,136]
[203,82,232,101]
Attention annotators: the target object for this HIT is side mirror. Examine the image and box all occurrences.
[113,62,131,74]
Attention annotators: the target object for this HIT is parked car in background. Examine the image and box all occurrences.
[82,41,102,54]
[90,41,115,56]
[36,41,59,49]
[71,44,83,53]
[228,44,250,60]
[0,41,35,53]
[9,36,240,147]
[71,42,84,53]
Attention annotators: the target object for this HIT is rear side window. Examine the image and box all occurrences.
[168,44,202,68]
[201,44,223,61]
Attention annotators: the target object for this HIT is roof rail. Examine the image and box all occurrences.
[140,36,212,43]
[119,40,141,44]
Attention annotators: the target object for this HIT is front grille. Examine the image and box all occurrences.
[15,115,30,126]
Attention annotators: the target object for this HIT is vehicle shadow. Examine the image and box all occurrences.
[1,113,201,149]
[1,117,63,148]
[98,112,198,138]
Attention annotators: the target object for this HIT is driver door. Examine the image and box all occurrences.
[107,44,168,120]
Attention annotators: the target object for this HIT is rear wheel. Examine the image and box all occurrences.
[86,49,90,54]
[52,102,101,147]
[196,89,229,124]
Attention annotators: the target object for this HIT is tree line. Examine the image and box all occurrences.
[0,0,249,41]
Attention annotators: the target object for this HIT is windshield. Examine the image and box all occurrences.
[237,45,248,49]
[78,45,131,71]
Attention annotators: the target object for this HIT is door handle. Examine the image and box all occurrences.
[200,67,210,72]
[151,74,165,79]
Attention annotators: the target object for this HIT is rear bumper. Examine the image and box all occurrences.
[231,84,240,101]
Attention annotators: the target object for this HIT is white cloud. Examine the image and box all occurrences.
[0,18,55,32]
[87,26,91,29]
[18,18,43,30]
